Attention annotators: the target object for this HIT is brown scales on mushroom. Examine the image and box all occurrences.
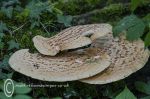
[33,24,112,56]
[80,32,150,84]
[9,24,150,84]
[9,48,111,81]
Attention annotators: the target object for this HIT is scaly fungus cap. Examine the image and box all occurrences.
[80,32,150,84]
[9,47,111,82]
[33,24,112,56]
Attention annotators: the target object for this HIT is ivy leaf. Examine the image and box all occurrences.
[57,15,72,27]
[0,21,8,33]
[0,72,13,79]
[26,1,52,19]
[131,0,141,12]
[145,32,150,47]
[113,15,145,41]
[135,81,150,95]
[1,6,13,19]
[26,1,42,19]
[7,40,19,50]
[0,55,10,68]
[26,1,53,28]
[115,86,137,99]
[1,0,20,19]
[15,83,32,94]
[13,95,32,99]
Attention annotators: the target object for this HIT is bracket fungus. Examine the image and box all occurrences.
[9,23,149,84]
[33,24,112,56]
[80,32,150,84]
[9,48,111,81]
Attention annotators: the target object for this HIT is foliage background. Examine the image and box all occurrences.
[0,0,150,99]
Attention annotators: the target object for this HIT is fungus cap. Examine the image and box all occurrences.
[33,24,112,56]
[80,33,150,84]
[9,47,111,82]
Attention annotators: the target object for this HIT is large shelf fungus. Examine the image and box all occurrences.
[80,32,150,84]
[9,48,111,82]
[33,24,112,56]
[9,23,150,84]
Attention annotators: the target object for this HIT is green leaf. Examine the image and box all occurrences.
[113,15,145,41]
[26,1,53,28]
[126,21,145,40]
[64,88,79,98]
[13,95,32,99]
[0,33,5,38]
[0,22,8,33]
[115,86,137,99]
[141,96,150,99]
[14,83,31,94]
[143,14,150,22]
[52,7,63,15]
[0,42,4,49]
[143,13,150,29]
[0,72,13,79]
[0,92,12,99]
[0,55,10,68]
[1,6,13,19]
[26,1,42,19]
[131,0,141,12]
[26,1,52,19]
[0,80,4,90]
[145,32,150,47]
[30,20,40,29]
[57,15,72,27]
[7,40,19,50]
[102,85,121,99]
[135,81,150,95]
[16,8,30,20]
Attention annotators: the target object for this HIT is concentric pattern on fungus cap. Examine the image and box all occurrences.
[33,24,112,56]
[80,32,150,84]
[9,47,111,81]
